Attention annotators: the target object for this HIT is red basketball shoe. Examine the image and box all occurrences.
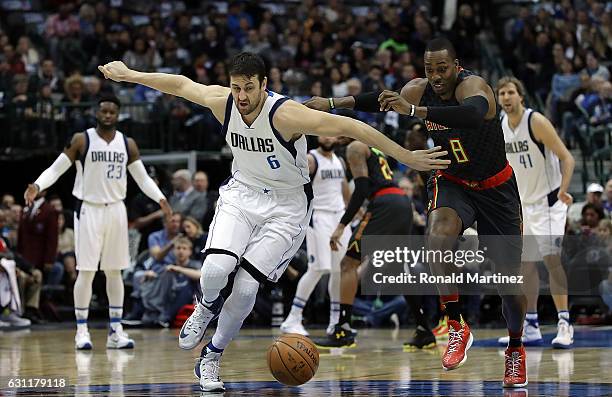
[442,318,473,370]
[503,345,528,387]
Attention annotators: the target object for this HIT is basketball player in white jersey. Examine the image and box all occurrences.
[496,77,576,348]
[24,95,172,350]
[98,52,449,392]
[280,136,351,336]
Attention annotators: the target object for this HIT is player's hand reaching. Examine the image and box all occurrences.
[98,61,132,82]
[303,96,331,112]
[159,198,173,221]
[24,183,39,206]
[378,90,413,114]
[399,146,450,171]
[329,224,346,251]
[558,190,573,206]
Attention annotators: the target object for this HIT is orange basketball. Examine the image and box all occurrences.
[267,333,319,386]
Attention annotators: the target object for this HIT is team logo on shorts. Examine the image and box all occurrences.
[309,255,315,263]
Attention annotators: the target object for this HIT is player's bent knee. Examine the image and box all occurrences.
[202,253,238,286]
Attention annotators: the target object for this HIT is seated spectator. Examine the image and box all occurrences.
[122,37,162,72]
[549,58,581,125]
[1,194,15,209]
[0,254,31,328]
[129,166,165,253]
[583,51,610,81]
[169,169,208,221]
[192,170,218,229]
[603,179,612,216]
[597,220,612,316]
[16,36,40,75]
[60,74,94,132]
[17,190,62,286]
[48,195,63,213]
[182,216,206,261]
[29,59,63,94]
[568,183,605,227]
[148,212,182,267]
[56,210,76,286]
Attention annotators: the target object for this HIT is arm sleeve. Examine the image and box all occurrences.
[425,95,489,129]
[34,153,73,191]
[340,177,372,226]
[127,160,166,203]
[353,91,384,112]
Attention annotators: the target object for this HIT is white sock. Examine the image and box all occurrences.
[105,270,124,332]
[289,268,323,318]
[75,307,89,333]
[558,310,570,324]
[74,270,96,333]
[328,271,341,326]
[526,312,539,326]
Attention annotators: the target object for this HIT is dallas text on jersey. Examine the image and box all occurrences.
[230,132,274,153]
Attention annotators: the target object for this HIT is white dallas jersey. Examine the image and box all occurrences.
[223,91,309,190]
[73,128,129,204]
[310,149,345,212]
[502,108,561,204]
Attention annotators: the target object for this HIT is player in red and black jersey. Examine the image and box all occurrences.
[312,140,435,350]
[307,38,527,388]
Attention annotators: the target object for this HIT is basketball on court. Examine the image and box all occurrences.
[267,334,319,386]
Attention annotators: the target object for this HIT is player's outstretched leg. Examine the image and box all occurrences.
[74,270,95,350]
[105,270,134,349]
[194,268,259,392]
[501,293,528,388]
[280,267,325,336]
[179,252,236,350]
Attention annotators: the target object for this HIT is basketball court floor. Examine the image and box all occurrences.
[1,325,611,396]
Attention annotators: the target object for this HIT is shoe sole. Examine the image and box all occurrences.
[403,341,436,351]
[106,342,135,349]
[200,385,225,392]
[552,341,573,349]
[443,332,473,371]
[75,343,92,350]
[314,342,357,350]
[503,379,528,388]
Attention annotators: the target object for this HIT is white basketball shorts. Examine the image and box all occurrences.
[521,198,567,261]
[306,209,351,272]
[204,178,313,282]
[74,200,129,271]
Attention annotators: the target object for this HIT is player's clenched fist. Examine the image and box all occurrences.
[98,61,131,82]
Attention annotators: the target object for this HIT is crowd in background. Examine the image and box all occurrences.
[0,0,611,328]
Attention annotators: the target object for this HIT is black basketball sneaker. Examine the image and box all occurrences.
[313,324,357,349]
[403,327,436,351]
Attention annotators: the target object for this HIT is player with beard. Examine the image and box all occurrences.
[307,38,528,388]
[280,136,352,336]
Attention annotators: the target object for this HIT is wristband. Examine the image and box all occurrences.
[328,98,335,110]
[410,104,416,117]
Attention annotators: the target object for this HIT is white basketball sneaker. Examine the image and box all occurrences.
[498,319,543,346]
[75,329,93,350]
[551,320,574,349]
[106,325,135,349]
[194,347,225,392]
[280,313,309,336]
[179,296,223,350]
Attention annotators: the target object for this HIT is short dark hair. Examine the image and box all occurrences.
[98,94,121,109]
[425,37,457,59]
[228,52,266,84]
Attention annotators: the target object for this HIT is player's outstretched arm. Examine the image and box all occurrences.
[98,61,230,118]
[24,133,83,205]
[125,138,172,219]
[273,101,450,171]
